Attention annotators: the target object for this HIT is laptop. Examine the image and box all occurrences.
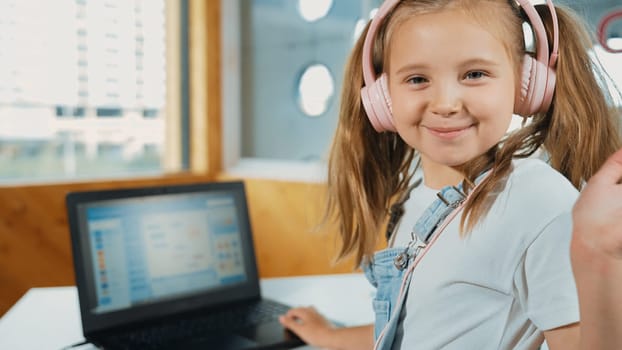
[66,181,305,350]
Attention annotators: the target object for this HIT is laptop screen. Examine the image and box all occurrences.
[83,192,247,314]
[67,182,261,333]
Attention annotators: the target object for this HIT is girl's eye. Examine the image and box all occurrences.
[407,76,428,85]
[465,71,486,80]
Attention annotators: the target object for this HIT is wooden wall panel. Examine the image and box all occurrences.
[189,0,222,174]
[240,178,354,277]
[0,174,213,317]
[0,176,355,317]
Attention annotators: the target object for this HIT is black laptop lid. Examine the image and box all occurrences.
[66,181,261,335]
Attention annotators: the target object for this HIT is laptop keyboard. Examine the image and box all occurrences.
[103,299,291,349]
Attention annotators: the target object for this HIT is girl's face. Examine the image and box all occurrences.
[387,8,516,168]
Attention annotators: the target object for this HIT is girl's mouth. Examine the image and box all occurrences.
[426,125,473,140]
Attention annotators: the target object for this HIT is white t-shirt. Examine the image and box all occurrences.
[390,181,436,248]
[392,158,579,350]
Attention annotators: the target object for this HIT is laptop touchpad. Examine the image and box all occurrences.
[173,333,257,350]
[240,321,303,346]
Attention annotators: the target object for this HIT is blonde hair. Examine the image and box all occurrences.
[327,0,622,266]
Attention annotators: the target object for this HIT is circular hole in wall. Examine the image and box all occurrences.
[297,63,335,117]
[607,37,622,51]
[298,0,333,22]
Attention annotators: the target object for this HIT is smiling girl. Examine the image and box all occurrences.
[279,1,621,349]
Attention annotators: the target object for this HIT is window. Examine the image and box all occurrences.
[0,0,187,183]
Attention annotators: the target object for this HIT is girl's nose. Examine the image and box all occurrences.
[430,84,461,117]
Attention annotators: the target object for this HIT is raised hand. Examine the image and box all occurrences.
[572,147,622,258]
[571,147,622,350]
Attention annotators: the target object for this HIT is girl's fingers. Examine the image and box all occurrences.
[591,147,622,185]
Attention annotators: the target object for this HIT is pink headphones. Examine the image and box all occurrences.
[360,0,560,132]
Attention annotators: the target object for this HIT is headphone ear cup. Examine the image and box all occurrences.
[361,74,396,132]
[515,54,536,116]
[515,54,553,117]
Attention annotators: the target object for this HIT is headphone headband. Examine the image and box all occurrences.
[516,0,559,68]
[361,0,401,86]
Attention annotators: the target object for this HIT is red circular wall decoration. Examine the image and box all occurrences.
[598,8,622,53]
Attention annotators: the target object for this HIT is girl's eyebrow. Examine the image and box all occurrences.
[394,58,500,75]
[458,58,500,68]
[394,63,430,75]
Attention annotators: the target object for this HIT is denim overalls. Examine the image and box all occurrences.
[362,185,470,350]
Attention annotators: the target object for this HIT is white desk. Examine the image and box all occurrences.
[0,273,374,350]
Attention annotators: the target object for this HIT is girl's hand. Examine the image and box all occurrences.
[571,147,622,350]
[572,147,622,258]
[279,306,337,348]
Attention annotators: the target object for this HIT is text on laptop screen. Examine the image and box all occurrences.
[82,192,247,314]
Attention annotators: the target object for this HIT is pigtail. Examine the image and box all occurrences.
[538,4,621,188]
[326,21,414,266]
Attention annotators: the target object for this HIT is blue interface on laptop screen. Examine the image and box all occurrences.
[84,192,247,314]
